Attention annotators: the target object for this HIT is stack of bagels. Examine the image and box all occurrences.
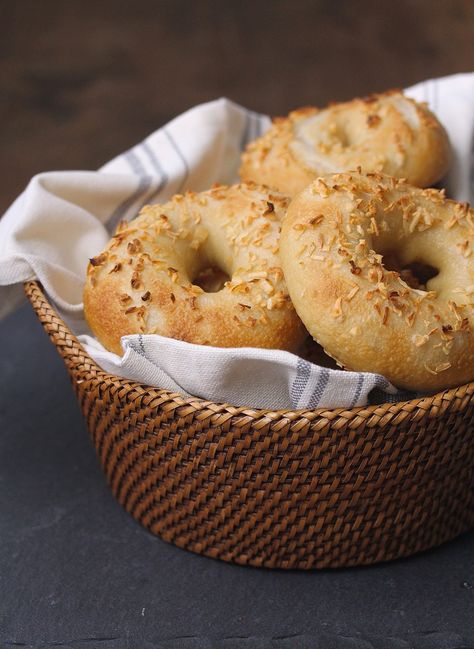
[84,91,474,393]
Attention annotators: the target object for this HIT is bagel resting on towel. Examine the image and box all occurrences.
[280,171,474,392]
[84,183,307,355]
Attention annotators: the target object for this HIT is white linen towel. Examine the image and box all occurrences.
[1,73,473,409]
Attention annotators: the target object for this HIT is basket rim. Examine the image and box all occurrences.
[24,279,474,420]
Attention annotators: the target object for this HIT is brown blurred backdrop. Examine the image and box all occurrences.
[1,0,473,213]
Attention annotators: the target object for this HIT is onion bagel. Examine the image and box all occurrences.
[240,91,451,196]
[280,171,474,392]
[84,183,306,355]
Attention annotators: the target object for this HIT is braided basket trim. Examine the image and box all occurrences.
[24,281,474,569]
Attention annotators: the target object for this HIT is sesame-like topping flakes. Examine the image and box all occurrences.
[456,240,471,258]
[414,334,429,347]
[187,284,204,296]
[89,253,108,267]
[332,296,343,318]
[346,286,360,301]
[448,300,463,321]
[115,219,129,233]
[135,256,145,273]
[308,214,324,226]
[263,201,275,216]
[349,260,361,275]
[87,183,309,352]
[435,361,452,373]
[127,239,142,254]
[424,363,438,376]
[130,272,142,290]
[266,292,289,311]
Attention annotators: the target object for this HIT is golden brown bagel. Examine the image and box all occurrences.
[240,91,451,196]
[84,183,306,355]
[280,172,474,392]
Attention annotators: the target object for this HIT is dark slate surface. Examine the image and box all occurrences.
[0,299,473,649]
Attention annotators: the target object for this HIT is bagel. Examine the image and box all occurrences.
[84,183,307,355]
[280,171,474,392]
[240,91,451,196]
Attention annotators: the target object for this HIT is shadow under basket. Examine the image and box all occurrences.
[25,281,474,569]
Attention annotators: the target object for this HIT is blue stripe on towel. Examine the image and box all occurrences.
[308,368,330,409]
[107,150,154,231]
[290,359,312,408]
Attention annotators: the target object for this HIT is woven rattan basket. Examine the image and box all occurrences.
[25,280,474,569]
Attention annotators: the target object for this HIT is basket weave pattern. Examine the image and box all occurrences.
[25,281,474,569]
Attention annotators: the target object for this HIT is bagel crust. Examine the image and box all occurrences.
[240,91,451,196]
[280,172,474,392]
[84,184,307,355]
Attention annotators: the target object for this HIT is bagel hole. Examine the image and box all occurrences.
[192,265,230,293]
[382,251,439,290]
